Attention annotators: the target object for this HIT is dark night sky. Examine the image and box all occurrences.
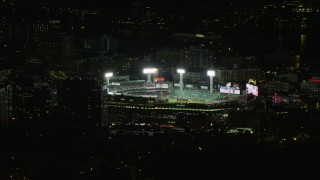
[14,0,272,8]
[13,0,320,7]
[12,0,320,14]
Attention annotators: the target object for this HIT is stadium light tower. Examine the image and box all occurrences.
[143,68,157,82]
[177,69,185,92]
[105,72,113,85]
[207,70,215,94]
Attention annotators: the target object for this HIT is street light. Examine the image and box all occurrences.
[105,72,113,85]
[143,68,157,82]
[207,70,215,94]
[177,69,185,92]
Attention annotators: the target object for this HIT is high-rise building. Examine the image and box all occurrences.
[0,0,15,46]
[13,82,57,122]
[155,46,181,67]
[0,84,12,126]
[155,45,214,70]
[58,78,101,127]
[215,68,261,84]
[173,71,202,84]
[221,56,257,69]
[268,81,290,94]
[31,22,49,44]
[101,83,108,127]
[77,34,117,57]
[180,46,214,69]
[38,32,78,69]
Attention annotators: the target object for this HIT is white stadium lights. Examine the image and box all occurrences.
[207,70,215,77]
[143,68,157,82]
[177,69,185,74]
[177,69,185,92]
[105,72,113,78]
[207,70,215,94]
[105,72,113,85]
[143,68,157,74]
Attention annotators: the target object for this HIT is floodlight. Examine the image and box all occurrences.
[105,72,113,85]
[143,68,157,74]
[105,72,113,78]
[143,68,157,82]
[177,69,185,92]
[207,70,215,77]
[177,69,185,74]
[207,70,215,94]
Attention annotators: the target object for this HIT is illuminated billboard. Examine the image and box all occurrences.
[201,86,208,90]
[246,84,258,96]
[154,77,165,82]
[111,82,121,86]
[219,82,241,94]
[156,83,169,88]
[162,84,169,88]
[219,86,241,94]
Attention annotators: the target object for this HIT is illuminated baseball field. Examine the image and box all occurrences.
[107,80,245,105]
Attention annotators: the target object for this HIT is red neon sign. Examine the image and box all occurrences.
[309,79,320,83]
[154,77,165,82]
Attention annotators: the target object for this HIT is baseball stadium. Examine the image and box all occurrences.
[102,69,250,129]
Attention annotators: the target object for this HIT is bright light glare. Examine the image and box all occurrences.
[143,68,157,74]
[207,70,215,76]
[195,33,205,38]
[177,69,185,74]
[105,72,113,78]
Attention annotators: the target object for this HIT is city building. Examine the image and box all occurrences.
[31,21,50,44]
[264,51,300,71]
[115,4,167,31]
[221,56,257,69]
[268,81,290,94]
[277,73,299,83]
[155,45,216,71]
[38,32,78,69]
[77,34,117,58]
[115,57,140,75]
[228,110,273,133]
[58,78,101,127]
[0,84,12,126]
[13,82,56,123]
[268,73,301,95]
[180,46,214,69]
[173,71,202,84]
[215,68,261,84]
[301,77,320,92]
[154,46,181,67]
